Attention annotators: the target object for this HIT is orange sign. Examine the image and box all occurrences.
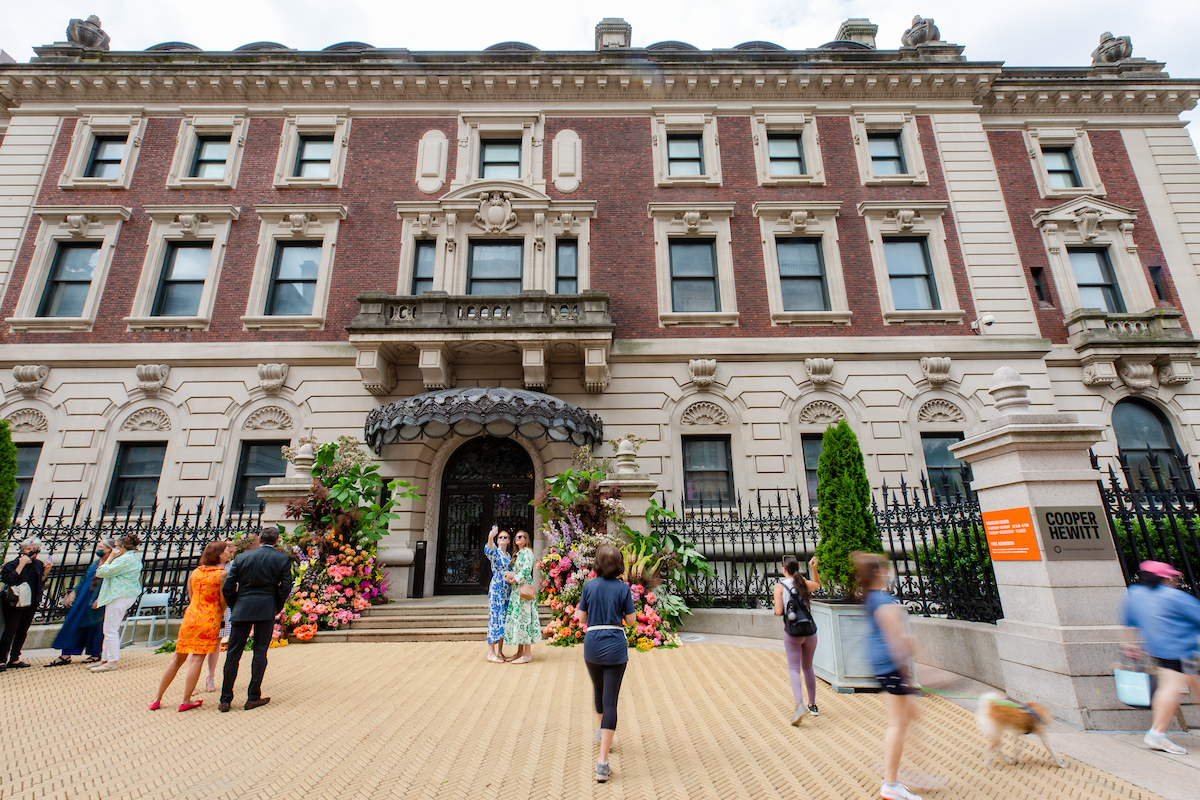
[981,507,1041,561]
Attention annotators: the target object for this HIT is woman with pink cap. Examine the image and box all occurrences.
[1121,560,1200,755]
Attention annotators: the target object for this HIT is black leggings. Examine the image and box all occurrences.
[586,661,627,731]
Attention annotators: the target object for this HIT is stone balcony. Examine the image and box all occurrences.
[347,290,615,396]
[1065,307,1197,391]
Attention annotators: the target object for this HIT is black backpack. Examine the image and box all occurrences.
[783,583,817,637]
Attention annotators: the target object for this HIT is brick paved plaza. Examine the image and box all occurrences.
[0,641,1174,800]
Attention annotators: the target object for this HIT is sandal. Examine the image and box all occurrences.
[83,655,102,664]
[44,655,72,667]
[7,660,31,669]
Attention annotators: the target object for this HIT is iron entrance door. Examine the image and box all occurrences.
[435,437,535,595]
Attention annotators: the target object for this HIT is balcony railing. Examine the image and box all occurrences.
[349,290,614,332]
[1066,307,1194,348]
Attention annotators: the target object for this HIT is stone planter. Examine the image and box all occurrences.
[810,600,877,692]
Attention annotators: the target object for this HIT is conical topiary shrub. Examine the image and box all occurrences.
[0,420,17,542]
[813,418,883,597]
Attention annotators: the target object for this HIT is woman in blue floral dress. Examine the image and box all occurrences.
[504,530,542,663]
[484,525,512,663]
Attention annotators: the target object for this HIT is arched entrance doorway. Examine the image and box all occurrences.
[1112,398,1184,486]
[435,437,536,595]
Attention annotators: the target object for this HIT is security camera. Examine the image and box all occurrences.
[970,313,996,334]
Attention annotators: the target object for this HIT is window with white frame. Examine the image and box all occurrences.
[273,114,350,189]
[651,110,722,187]
[58,115,146,190]
[467,241,524,295]
[480,139,522,180]
[166,114,248,190]
[450,113,543,189]
[125,205,238,331]
[750,111,824,187]
[776,239,829,311]
[1024,125,1105,199]
[1068,248,1125,312]
[849,110,927,186]
[7,206,130,332]
[682,435,734,507]
[858,201,962,324]
[753,202,849,325]
[1042,147,1081,189]
[242,204,346,330]
[649,203,737,326]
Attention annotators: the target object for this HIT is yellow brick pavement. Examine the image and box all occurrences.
[0,642,1166,800]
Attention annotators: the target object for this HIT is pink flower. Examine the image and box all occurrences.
[645,592,657,605]
[557,558,572,571]
[588,570,597,578]
[307,613,318,623]
[316,604,327,614]
[301,601,315,613]
[290,613,301,624]
[654,637,662,646]
[345,588,354,597]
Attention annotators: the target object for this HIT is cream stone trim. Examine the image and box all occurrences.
[450,112,545,191]
[241,204,347,331]
[7,205,132,332]
[272,113,351,189]
[166,113,248,190]
[857,201,963,325]
[1023,123,1106,199]
[749,108,824,186]
[649,203,738,327]
[58,114,146,191]
[552,129,583,193]
[415,129,449,194]
[125,205,239,331]
[752,201,849,326]
[651,108,722,187]
[849,108,927,186]
[1031,196,1155,316]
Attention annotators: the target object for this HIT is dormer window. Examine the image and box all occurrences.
[480,140,522,180]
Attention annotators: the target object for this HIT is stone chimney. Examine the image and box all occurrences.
[595,18,632,50]
[835,18,878,49]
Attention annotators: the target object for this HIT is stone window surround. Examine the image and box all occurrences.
[752,201,850,326]
[848,108,928,186]
[241,204,347,331]
[58,113,147,191]
[7,205,132,333]
[672,394,743,512]
[858,200,964,325]
[97,412,176,518]
[166,111,249,190]
[450,112,545,191]
[1023,123,1106,200]
[272,112,351,190]
[125,205,240,332]
[649,203,738,327]
[651,108,722,187]
[749,108,825,187]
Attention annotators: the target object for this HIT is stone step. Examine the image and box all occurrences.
[363,603,490,617]
[353,614,490,629]
[310,627,488,643]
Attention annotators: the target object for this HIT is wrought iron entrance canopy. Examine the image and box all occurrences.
[365,386,603,453]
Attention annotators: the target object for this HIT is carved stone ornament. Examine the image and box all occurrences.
[799,400,844,425]
[473,191,518,234]
[901,16,940,47]
[688,358,717,389]
[65,214,99,237]
[989,367,1032,415]
[1074,207,1103,241]
[283,213,313,237]
[1082,361,1120,386]
[787,210,813,233]
[135,364,170,395]
[683,211,702,233]
[895,209,918,231]
[1159,360,1195,386]
[122,408,171,431]
[804,358,835,386]
[4,409,49,433]
[920,356,952,387]
[67,15,111,50]
[681,401,730,427]
[177,214,204,237]
[243,406,294,431]
[1092,31,1133,65]
[1119,360,1155,392]
[917,399,965,423]
[257,363,290,394]
[13,365,50,395]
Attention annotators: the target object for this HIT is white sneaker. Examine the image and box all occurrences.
[880,781,922,800]
[90,663,118,672]
[1144,731,1187,755]
[790,705,805,726]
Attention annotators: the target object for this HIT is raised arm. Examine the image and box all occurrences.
[805,556,821,594]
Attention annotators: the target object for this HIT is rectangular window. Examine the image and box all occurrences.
[480,139,522,179]
[921,433,971,499]
[776,238,829,311]
[411,240,436,295]
[767,135,804,176]
[467,242,524,295]
[232,440,289,511]
[15,443,42,517]
[1068,249,1126,313]
[265,242,322,315]
[682,436,734,506]
[868,133,906,176]
[555,240,578,294]
[884,239,940,311]
[1042,147,1081,189]
[669,239,719,312]
[37,243,101,318]
[666,134,704,176]
[151,242,211,317]
[105,442,167,514]
[85,135,128,179]
[190,135,231,179]
[293,135,334,179]
[1031,267,1049,304]
[801,434,823,508]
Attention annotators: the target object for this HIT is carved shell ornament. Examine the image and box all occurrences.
[681,401,730,427]
[122,408,171,431]
[799,400,844,425]
[243,406,294,430]
[4,408,49,433]
[474,191,518,234]
[918,399,965,423]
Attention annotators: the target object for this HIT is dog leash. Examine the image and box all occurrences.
[917,687,1030,709]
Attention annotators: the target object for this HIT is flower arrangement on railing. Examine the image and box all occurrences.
[276,435,416,638]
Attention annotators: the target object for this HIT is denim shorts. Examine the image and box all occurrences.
[876,670,918,695]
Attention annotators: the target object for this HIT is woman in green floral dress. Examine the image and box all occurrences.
[503,530,541,662]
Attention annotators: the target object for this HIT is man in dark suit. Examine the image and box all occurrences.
[220,525,293,712]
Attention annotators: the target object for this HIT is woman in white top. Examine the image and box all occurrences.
[772,554,821,725]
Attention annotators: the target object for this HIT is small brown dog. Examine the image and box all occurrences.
[975,691,1066,769]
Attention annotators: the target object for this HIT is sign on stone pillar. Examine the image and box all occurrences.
[950,366,1133,730]
[599,437,659,540]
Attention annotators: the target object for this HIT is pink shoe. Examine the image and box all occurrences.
[178,700,203,712]
[148,700,161,711]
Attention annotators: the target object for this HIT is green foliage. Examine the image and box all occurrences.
[627,501,715,598]
[653,591,691,628]
[541,468,603,510]
[813,419,883,597]
[154,640,176,654]
[1111,516,1200,590]
[915,528,1001,622]
[0,420,16,541]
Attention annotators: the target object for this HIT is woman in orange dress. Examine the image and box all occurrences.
[149,540,228,712]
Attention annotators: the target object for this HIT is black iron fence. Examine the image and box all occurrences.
[653,470,1002,624]
[4,497,263,623]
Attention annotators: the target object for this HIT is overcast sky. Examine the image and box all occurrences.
[3,1,1197,132]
